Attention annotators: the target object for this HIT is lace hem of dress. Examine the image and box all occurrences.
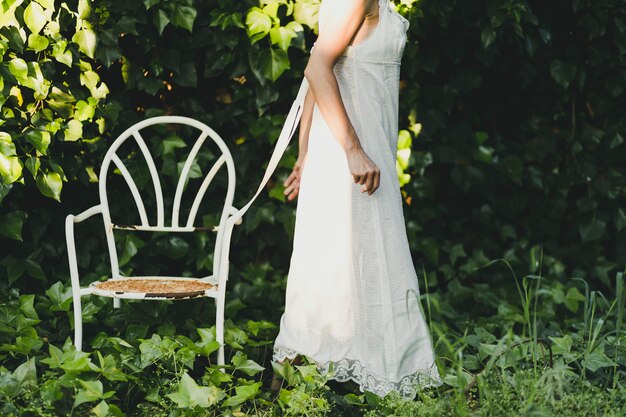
[272,345,444,399]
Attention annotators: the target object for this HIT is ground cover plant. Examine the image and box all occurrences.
[1,0,625,415]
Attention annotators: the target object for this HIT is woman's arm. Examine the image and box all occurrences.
[303,0,380,195]
[283,85,315,201]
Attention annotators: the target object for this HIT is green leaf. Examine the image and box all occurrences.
[24,1,47,34]
[45,281,73,312]
[74,100,95,121]
[0,211,27,240]
[52,40,72,67]
[246,7,272,43]
[550,60,577,88]
[225,326,249,349]
[25,129,51,154]
[36,171,63,201]
[293,0,319,32]
[153,9,170,35]
[27,33,49,52]
[166,372,225,408]
[171,6,197,32]
[269,26,297,51]
[91,401,110,417]
[195,328,221,356]
[144,0,160,9]
[583,346,617,372]
[19,294,39,319]
[257,47,290,82]
[231,351,264,376]
[481,27,496,48]
[579,217,606,242]
[564,286,586,312]
[548,334,572,355]
[118,233,145,266]
[221,382,260,407]
[12,357,38,392]
[1,26,25,52]
[159,135,186,155]
[498,155,523,185]
[72,28,97,58]
[397,129,412,149]
[0,154,23,184]
[64,119,83,141]
[9,58,28,80]
[74,380,104,407]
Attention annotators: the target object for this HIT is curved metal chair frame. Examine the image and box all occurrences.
[65,116,243,365]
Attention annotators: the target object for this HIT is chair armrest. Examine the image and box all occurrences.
[66,205,103,292]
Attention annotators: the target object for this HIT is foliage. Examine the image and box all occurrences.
[1,0,626,414]
[0,261,624,415]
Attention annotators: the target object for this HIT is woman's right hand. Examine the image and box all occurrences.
[284,154,307,201]
[346,144,380,195]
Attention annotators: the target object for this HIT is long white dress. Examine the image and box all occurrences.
[272,0,443,399]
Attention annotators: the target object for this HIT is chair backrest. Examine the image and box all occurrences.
[98,116,236,282]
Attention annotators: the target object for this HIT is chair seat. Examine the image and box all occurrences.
[88,276,217,300]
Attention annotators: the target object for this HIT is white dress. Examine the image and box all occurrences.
[272,0,443,399]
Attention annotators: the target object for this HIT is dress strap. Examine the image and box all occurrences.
[229,76,309,224]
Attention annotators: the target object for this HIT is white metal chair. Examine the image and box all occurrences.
[65,79,310,366]
[65,116,244,365]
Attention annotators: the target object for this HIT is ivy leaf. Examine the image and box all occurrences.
[72,28,97,58]
[171,6,197,32]
[24,1,47,34]
[583,346,617,372]
[25,129,51,154]
[27,33,49,52]
[221,382,260,407]
[12,357,38,392]
[195,328,221,356]
[166,372,225,408]
[231,351,264,376]
[158,135,186,156]
[481,27,496,48]
[64,119,83,141]
[74,380,105,407]
[246,7,272,43]
[0,154,23,184]
[550,60,577,88]
[293,0,320,32]
[0,210,27,240]
[144,0,160,9]
[257,47,290,82]
[579,217,606,242]
[0,26,25,52]
[269,26,297,51]
[564,287,586,312]
[153,9,170,35]
[36,171,63,201]
[498,155,523,185]
[45,281,73,312]
[74,100,95,121]
[52,40,73,67]
[9,58,28,80]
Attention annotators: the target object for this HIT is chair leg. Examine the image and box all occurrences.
[113,298,121,309]
[215,297,225,367]
[73,294,83,351]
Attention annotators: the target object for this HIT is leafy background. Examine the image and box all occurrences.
[0,0,625,415]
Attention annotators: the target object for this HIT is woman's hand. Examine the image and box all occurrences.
[346,144,380,195]
[283,154,307,201]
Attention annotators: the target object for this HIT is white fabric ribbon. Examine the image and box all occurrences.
[230,75,310,225]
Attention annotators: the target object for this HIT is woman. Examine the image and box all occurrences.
[270,0,443,399]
